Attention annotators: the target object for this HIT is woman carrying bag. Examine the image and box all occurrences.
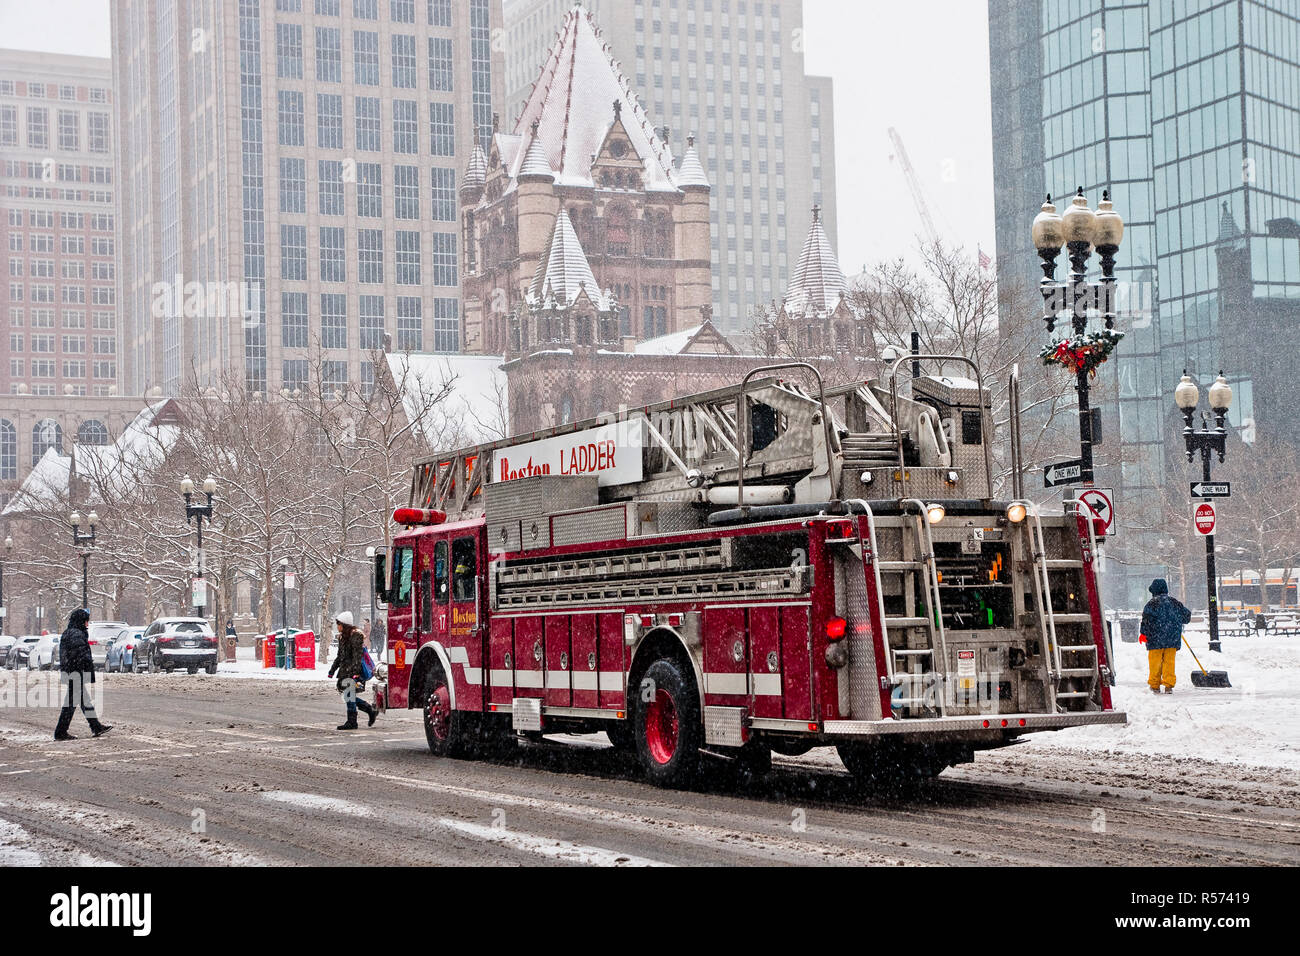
[327,611,378,729]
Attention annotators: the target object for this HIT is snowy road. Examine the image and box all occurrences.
[0,672,1296,866]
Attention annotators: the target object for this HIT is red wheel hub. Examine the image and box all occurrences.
[644,688,679,765]
[427,682,451,742]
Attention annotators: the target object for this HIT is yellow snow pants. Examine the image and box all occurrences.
[1147,647,1177,690]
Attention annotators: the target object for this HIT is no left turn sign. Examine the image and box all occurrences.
[1194,501,1217,536]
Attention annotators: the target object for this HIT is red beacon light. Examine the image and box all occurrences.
[392,507,447,526]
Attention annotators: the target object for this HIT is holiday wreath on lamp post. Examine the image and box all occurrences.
[1040,327,1125,378]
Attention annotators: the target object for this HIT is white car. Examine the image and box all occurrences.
[28,633,60,670]
[87,620,127,670]
[0,635,16,662]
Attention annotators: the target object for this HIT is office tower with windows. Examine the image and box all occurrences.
[112,0,504,398]
[988,0,1300,605]
[1,49,119,399]
[502,0,837,334]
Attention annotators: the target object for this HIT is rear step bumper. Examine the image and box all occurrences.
[822,710,1126,743]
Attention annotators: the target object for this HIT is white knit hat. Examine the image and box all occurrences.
[335,610,354,627]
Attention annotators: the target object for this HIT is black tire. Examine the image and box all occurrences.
[206,662,217,675]
[422,666,476,759]
[836,741,948,787]
[187,665,198,675]
[633,657,702,789]
[166,665,175,674]
[605,718,635,752]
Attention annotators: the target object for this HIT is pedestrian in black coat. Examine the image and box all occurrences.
[54,608,112,740]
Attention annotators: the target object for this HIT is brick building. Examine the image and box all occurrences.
[460,4,712,356]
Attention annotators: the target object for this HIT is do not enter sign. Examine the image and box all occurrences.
[1194,501,1217,536]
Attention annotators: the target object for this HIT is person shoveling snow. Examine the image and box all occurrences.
[1139,578,1191,695]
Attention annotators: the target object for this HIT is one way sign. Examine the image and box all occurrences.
[1044,458,1089,488]
[1190,481,1231,498]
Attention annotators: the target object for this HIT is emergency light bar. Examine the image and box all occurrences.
[392,507,447,526]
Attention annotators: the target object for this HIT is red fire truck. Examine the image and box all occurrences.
[372,360,1124,787]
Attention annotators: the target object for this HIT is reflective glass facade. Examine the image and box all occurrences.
[990,0,1300,605]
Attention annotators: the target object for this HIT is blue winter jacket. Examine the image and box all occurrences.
[1140,581,1191,650]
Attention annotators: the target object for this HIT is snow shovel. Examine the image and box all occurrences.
[1185,638,1231,688]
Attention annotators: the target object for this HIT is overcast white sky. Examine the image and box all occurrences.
[0,0,997,273]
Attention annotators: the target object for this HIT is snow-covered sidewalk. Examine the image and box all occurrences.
[213,644,336,682]
[1027,629,1300,772]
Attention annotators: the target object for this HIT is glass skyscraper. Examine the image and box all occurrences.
[989,0,1300,605]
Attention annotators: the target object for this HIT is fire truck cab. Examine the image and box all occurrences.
[374,360,1125,788]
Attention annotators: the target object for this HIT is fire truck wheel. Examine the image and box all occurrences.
[634,658,702,788]
[423,669,474,759]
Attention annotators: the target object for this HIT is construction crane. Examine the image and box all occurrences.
[887,127,941,245]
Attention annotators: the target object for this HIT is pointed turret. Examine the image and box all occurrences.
[518,120,555,182]
[528,210,608,310]
[675,134,710,190]
[464,143,488,190]
[785,205,848,317]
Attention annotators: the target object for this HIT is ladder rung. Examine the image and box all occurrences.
[885,617,930,629]
[1054,691,1092,699]
[1058,643,1097,652]
[1052,614,1095,624]
[1058,668,1096,677]
[1043,559,1084,568]
[892,648,933,656]
[877,561,924,572]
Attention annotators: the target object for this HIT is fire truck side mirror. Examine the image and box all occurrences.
[373,550,389,604]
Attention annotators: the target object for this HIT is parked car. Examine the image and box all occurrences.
[142,617,218,674]
[5,635,40,668]
[0,635,15,663]
[105,626,146,673]
[28,633,60,670]
[87,620,127,670]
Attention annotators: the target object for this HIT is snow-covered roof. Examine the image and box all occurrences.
[784,206,848,318]
[385,353,508,446]
[509,5,680,193]
[2,400,180,516]
[525,211,615,311]
[635,324,706,355]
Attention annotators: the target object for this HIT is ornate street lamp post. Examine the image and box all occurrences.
[1032,188,1125,485]
[1175,370,1233,652]
[69,511,99,608]
[181,475,218,620]
[0,535,12,630]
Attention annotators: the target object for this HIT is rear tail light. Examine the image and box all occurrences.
[826,617,847,640]
[825,519,855,540]
[159,636,173,644]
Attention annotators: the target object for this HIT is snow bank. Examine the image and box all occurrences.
[1028,629,1300,771]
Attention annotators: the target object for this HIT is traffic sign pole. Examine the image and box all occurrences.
[1199,455,1222,653]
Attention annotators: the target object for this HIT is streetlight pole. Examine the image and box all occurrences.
[0,536,12,631]
[1175,370,1233,653]
[69,511,98,608]
[365,546,377,626]
[279,557,290,670]
[1032,188,1125,485]
[181,475,217,622]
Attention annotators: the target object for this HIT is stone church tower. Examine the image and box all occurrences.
[459,4,712,357]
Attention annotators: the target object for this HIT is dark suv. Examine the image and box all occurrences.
[142,617,218,674]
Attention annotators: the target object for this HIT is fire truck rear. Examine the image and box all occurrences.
[371,359,1125,787]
